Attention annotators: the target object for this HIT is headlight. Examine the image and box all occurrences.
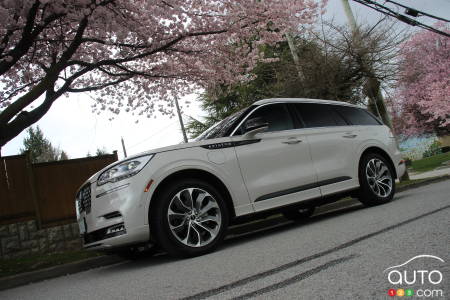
[97,154,154,186]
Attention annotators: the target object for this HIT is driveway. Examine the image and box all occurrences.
[1,180,449,300]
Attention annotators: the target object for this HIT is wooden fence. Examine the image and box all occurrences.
[0,152,118,227]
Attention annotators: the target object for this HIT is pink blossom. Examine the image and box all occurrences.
[0,0,327,124]
[392,23,450,136]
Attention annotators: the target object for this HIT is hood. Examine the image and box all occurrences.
[129,137,219,158]
[87,137,227,183]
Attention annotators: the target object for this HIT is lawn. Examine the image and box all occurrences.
[410,152,450,173]
[0,250,101,278]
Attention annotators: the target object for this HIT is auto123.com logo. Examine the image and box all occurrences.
[384,255,445,298]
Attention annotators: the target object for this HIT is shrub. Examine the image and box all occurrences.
[422,140,442,158]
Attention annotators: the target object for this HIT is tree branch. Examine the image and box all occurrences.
[0,89,58,147]
[66,76,132,93]
[0,15,89,126]
[0,3,64,76]
[0,79,42,103]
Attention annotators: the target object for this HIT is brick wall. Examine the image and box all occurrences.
[0,220,82,259]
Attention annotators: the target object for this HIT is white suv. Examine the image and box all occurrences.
[75,98,406,257]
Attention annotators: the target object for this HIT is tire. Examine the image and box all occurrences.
[358,152,395,206]
[150,178,229,258]
[282,207,315,221]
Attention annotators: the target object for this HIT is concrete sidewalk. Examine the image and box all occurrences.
[409,166,450,180]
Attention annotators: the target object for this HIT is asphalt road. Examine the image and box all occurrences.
[2,180,449,300]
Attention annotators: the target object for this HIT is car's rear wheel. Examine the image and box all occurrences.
[150,179,229,258]
[358,153,395,206]
[282,207,315,221]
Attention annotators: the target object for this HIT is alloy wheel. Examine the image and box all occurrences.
[365,158,393,197]
[167,188,222,247]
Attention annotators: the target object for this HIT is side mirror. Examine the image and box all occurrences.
[243,117,269,136]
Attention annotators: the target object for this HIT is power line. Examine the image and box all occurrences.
[350,0,450,37]
[384,0,450,23]
[127,120,179,150]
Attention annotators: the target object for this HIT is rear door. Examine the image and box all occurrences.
[293,103,360,196]
[231,103,320,212]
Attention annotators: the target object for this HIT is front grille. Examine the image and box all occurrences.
[77,183,92,214]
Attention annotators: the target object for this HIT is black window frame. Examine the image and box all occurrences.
[333,105,383,126]
[233,103,297,135]
[287,103,306,128]
[292,103,351,129]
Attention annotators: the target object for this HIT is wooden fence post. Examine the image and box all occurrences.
[113,150,118,161]
[25,151,42,229]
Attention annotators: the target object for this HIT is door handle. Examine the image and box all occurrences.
[342,134,357,138]
[282,138,302,144]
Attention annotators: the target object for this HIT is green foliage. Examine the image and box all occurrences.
[422,140,442,158]
[404,158,412,167]
[95,147,109,156]
[60,150,69,160]
[187,38,365,138]
[412,152,450,173]
[20,126,67,163]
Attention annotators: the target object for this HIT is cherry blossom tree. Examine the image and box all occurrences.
[392,23,450,136]
[0,0,325,148]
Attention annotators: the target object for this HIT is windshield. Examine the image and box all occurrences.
[195,108,250,141]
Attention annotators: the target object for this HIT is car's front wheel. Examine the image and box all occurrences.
[150,179,229,258]
[358,153,395,206]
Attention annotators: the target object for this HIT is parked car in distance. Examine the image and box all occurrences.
[76,98,406,257]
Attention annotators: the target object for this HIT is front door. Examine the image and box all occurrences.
[231,103,319,212]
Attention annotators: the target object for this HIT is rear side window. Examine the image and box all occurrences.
[295,103,348,128]
[241,103,294,133]
[334,106,381,125]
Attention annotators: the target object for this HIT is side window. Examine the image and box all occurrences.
[241,103,294,133]
[334,106,381,125]
[295,103,347,128]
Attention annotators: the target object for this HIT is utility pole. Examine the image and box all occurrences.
[341,0,358,32]
[340,0,392,128]
[121,137,127,158]
[174,94,188,143]
[340,0,408,180]
[286,33,305,81]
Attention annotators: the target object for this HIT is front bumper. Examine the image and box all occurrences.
[76,177,151,250]
[81,224,150,250]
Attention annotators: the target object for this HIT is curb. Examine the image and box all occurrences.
[1,175,449,291]
[396,175,450,193]
[0,255,123,291]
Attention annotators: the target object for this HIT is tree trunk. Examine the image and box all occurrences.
[364,78,392,128]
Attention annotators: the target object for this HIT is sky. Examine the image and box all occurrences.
[2,0,449,160]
